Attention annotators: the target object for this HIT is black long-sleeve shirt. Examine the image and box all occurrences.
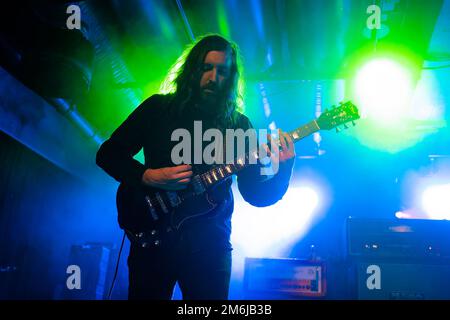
[96,94,293,252]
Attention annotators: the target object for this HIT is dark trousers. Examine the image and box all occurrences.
[127,243,232,300]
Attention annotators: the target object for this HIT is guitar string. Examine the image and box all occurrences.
[142,106,357,207]
[143,123,318,206]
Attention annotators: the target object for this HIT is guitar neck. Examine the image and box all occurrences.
[287,120,320,143]
[198,119,321,188]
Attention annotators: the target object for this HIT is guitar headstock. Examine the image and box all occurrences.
[316,101,360,131]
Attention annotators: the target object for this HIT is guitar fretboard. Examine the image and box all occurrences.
[199,119,320,188]
[289,120,320,143]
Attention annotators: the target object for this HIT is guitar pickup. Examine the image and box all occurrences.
[166,191,181,207]
[155,192,169,214]
[145,196,159,221]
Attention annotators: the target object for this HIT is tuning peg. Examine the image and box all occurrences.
[335,127,341,133]
[352,121,356,126]
[344,124,349,129]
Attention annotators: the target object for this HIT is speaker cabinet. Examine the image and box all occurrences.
[351,261,450,300]
[346,218,450,300]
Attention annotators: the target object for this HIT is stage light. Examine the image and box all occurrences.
[354,58,413,124]
[395,211,408,219]
[421,184,450,220]
[346,49,435,153]
[231,184,324,258]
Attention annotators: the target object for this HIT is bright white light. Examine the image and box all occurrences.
[355,59,412,123]
[421,184,450,220]
[231,185,322,258]
[395,210,415,219]
[395,211,406,219]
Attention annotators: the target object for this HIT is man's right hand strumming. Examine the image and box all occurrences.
[142,165,193,190]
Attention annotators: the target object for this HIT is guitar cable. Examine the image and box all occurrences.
[107,231,126,300]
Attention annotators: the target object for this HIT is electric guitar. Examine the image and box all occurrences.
[116,101,360,247]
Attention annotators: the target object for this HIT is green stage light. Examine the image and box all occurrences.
[354,58,413,125]
[217,1,231,39]
[346,50,432,153]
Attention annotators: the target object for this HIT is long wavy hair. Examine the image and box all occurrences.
[160,34,244,128]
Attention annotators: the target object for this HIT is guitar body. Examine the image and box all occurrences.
[116,182,219,247]
[114,101,360,248]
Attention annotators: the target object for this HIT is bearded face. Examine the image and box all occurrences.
[197,50,232,111]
